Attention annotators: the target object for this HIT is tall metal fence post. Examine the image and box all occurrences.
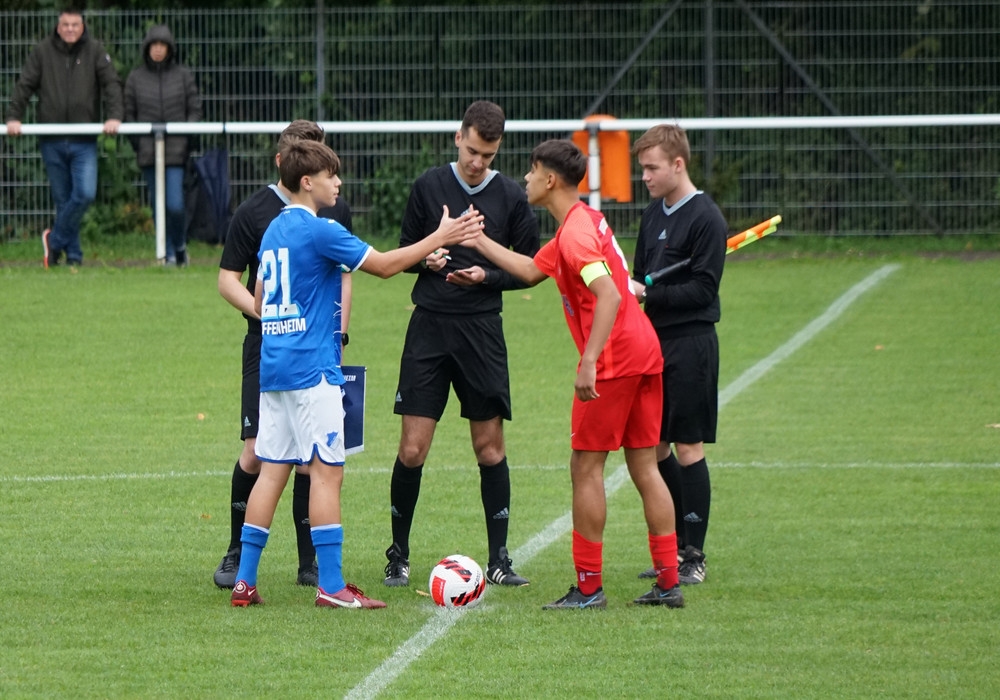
[153,125,166,262]
[587,121,602,211]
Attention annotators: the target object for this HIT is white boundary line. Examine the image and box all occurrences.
[718,263,900,409]
[6,459,998,486]
[345,263,902,699]
[6,458,998,487]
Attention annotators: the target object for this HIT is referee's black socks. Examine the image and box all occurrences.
[479,457,511,564]
[390,457,423,558]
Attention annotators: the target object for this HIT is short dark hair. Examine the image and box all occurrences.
[277,140,340,192]
[461,101,506,142]
[631,124,691,167]
[530,139,587,187]
[277,120,326,151]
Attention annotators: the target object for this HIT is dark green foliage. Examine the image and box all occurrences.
[81,135,151,240]
[360,139,436,240]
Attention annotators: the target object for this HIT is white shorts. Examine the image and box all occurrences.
[256,376,346,466]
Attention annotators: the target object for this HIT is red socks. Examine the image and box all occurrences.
[649,531,680,589]
[572,530,603,595]
[574,530,679,594]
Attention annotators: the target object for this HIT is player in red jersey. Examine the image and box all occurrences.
[458,139,684,609]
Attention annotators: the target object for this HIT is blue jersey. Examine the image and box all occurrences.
[257,204,371,392]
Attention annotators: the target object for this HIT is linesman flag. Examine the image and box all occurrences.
[726,215,782,255]
[645,215,782,286]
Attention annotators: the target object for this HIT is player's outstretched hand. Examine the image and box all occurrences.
[435,204,484,246]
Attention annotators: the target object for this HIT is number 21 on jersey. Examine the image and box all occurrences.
[260,247,300,320]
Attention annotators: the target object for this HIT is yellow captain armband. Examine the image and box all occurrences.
[580,261,612,287]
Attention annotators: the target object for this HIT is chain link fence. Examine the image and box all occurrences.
[3,1,999,242]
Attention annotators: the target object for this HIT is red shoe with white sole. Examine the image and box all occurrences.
[231,580,264,607]
[316,583,386,609]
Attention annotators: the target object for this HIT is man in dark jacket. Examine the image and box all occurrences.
[6,9,123,268]
[125,24,202,265]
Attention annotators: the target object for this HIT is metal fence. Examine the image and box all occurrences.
[3,1,999,242]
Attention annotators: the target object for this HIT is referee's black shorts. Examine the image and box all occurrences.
[394,307,512,422]
[659,329,719,445]
[240,333,262,440]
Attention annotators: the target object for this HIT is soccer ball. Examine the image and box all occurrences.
[429,554,486,609]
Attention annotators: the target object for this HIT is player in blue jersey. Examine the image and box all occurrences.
[214,120,354,590]
[230,139,484,609]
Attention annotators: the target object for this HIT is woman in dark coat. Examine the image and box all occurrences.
[125,24,202,265]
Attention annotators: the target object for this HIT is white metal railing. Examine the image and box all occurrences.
[4,113,1000,256]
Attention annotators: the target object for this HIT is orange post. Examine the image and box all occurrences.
[571,114,632,203]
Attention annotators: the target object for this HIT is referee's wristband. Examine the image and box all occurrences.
[341,333,350,347]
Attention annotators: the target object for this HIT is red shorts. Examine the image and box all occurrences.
[570,373,662,452]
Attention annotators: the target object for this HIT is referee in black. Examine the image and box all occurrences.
[382,101,539,588]
[630,124,728,586]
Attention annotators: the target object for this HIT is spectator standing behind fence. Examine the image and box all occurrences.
[630,124,728,587]
[5,9,123,268]
[124,24,202,266]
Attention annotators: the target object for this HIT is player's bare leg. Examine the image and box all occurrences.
[625,445,675,536]
[570,449,608,541]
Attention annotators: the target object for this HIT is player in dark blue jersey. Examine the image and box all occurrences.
[213,120,354,590]
[383,101,540,589]
[230,139,484,608]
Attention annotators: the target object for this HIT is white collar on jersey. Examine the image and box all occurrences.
[268,183,292,206]
[450,162,498,195]
[661,189,703,216]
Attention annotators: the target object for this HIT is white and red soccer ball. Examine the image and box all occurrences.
[429,554,486,608]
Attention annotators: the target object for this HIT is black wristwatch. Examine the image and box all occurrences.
[341,332,350,347]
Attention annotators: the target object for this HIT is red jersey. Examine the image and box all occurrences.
[534,202,662,380]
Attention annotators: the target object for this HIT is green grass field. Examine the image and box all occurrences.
[1,248,999,698]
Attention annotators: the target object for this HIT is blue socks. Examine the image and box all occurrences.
[237,524,270,586]
[311,524,344,593]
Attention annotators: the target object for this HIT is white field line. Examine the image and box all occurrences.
[4,458,997,486]
[8,459,1000,487]
[345,263,902,700]
[718,263,901,409]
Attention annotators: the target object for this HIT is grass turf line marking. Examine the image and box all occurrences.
[344,468,629,700]
[0,470,233,484]
[0,464,572,485]
[718,263,900,409]
[7,459,996,487]
[346,263,902,700]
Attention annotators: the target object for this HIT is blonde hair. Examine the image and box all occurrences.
[632,124,691,167]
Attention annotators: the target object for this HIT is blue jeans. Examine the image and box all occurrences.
[143,166,187,261]
[39,139,98,264]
